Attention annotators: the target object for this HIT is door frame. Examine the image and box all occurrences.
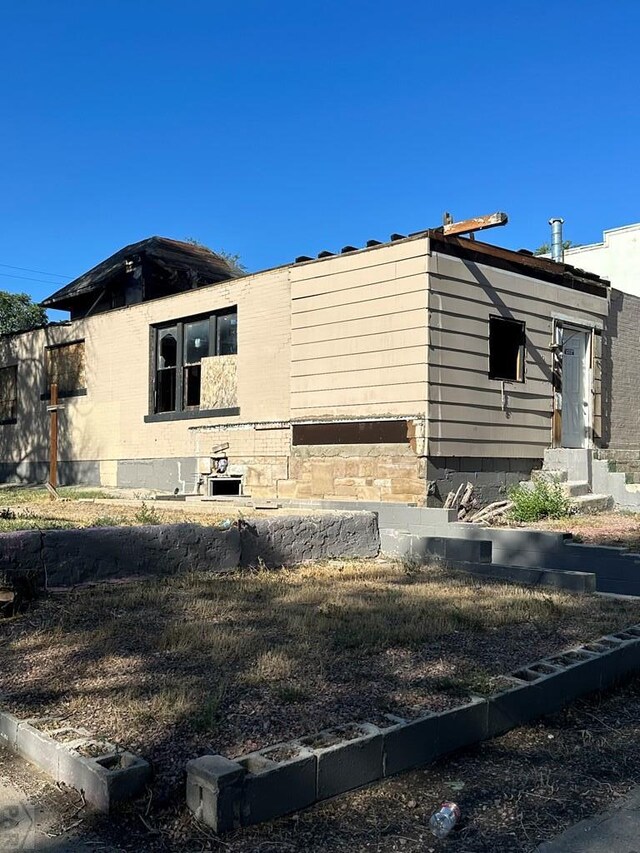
[552,320,594,450]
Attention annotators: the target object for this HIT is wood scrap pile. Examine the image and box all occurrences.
[443,482,477,520]
[465,499,514,525]
[443,484,513,524]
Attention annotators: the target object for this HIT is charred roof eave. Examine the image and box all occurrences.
[41,236,241,311]
[425,231,610,298]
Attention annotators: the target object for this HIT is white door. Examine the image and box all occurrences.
[561,329,590,448]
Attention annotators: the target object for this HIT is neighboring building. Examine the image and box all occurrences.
[560,223,640,451]
[0,230,612,506]
[563,223,640,298]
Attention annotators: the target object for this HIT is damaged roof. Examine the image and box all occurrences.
[41,236,240,310]
[294,228,610,298]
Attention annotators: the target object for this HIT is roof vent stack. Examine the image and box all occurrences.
[549,217,565,263]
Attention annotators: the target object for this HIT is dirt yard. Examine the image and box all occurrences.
[0,485,291,532]
[2,559,640,806]
[504,510,640,552]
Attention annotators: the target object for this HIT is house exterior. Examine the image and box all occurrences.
[0,230,612,506]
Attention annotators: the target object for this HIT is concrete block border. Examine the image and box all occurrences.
[0,511,380,589]
[0,712,151,811]
[186,624,640,833]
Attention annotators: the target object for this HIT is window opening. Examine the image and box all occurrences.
[489,317,525,382]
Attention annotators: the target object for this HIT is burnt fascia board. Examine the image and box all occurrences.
[427,232,610,298]
[42,237,239,309]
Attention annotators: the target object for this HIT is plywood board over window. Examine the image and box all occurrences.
[200,355,238,409]
[0,365,17,423]
[45,340,86,396]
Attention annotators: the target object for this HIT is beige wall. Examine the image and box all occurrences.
[0,267,291,475]
[427,251,609,458]
[0,234,612,497]
[290,239,429,420]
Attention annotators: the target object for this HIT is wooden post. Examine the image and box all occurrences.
[49,382,58,497]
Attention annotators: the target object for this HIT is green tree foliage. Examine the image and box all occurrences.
[0,291,48,335]
[184,238,247,276]
[534,240,575,256]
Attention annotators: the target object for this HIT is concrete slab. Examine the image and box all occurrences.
[536,784,640,852]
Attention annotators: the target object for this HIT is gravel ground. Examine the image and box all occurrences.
[2,561,640,804]
[503,511,640,552]
[7,675,640,852]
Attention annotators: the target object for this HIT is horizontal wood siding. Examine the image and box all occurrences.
[427,252,609,458]
[290,239,428,420]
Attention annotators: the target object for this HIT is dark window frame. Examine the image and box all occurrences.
[488,316,526,383]
[0,364,18,425]
[150,307,237,416]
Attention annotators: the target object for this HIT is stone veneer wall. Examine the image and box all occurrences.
[276,443,427,505]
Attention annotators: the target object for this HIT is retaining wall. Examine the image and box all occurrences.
[0,512,380,589]
[187,625,640,833]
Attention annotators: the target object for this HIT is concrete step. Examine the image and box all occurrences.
[561,481,591,497]
[571,494,614,513]
[534,468,569,484]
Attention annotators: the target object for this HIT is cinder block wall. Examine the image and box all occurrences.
[426,456,543,508]
[602,288,640,448]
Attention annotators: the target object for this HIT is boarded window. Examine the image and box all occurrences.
[153,309,237,414]
[0,365,17,422]
[489,317,525,382]
[46,341,86,395]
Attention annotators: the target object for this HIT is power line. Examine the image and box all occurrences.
[0,272,67,286]
[0,262,69,279]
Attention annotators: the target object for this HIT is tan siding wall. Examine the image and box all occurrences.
[0,268,291,470]
[290,240,429,420]
[427,252,609,458]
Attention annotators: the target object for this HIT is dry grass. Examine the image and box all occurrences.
[0,485,316,532]
[0,486,248,531]
[3,557,640,800]
[504,510,640,552]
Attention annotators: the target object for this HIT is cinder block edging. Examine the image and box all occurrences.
[186,624,640,832]
[0,713,151,811]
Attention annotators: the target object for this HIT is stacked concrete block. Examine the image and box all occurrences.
[0,713,150,812]
[0,512,381,588]
[186,626,640,833]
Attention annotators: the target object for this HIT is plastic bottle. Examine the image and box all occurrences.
[429,802,460,838]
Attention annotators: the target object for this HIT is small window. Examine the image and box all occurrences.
[0,365,17,423]
[156,326,178,413]
[153,308,237,414]
[45,340,86,396]
[489,317,525,382]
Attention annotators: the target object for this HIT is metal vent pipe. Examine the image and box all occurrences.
[549,217,565,263]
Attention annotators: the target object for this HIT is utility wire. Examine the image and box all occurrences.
[0,262,69,278]
[0,273,68,286]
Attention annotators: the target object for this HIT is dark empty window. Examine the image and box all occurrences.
[153,308,237,414]
[489,317,525,382]
[156,326,178,413]
[0,365,17,423]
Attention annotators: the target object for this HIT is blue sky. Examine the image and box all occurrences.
[1,0,638,310]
